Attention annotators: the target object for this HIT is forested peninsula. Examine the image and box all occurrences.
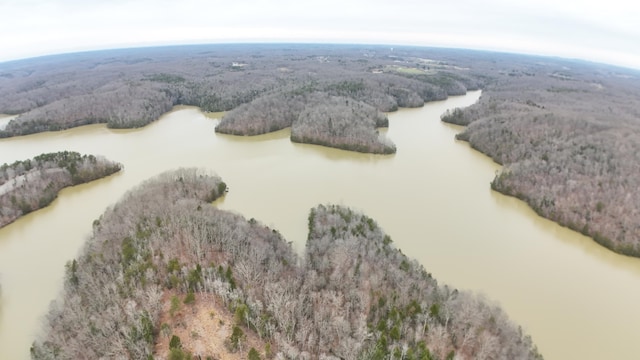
[0,151,121,227]
[31,169,541,360]
[440,54,640,256]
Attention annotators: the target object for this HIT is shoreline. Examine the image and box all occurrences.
[442,114,638,258]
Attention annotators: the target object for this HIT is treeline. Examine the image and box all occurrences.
[0,151,121,227]
[0,45,474,154]
[441,57,640,256]
[31,169,541,360]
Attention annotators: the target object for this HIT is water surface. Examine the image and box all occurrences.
[1,92,639,359]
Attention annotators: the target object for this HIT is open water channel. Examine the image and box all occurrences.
[1,92,639,359]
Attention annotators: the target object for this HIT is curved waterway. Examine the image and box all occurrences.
[1,92,640,359]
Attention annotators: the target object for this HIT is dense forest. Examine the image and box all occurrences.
[0,45,478,153]
[440,54,640,256]
[217,92,396,154]
[30,169,541,360]
[0,151,121,227]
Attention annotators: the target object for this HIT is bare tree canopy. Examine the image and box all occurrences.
[441,53,640,256]
[0,151,121,227]
[0,45,477,153]
[31,169,542,360]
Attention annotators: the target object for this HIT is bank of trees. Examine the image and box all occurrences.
[0,151,121,227]
[31,169,541,359]
[442,57,640,256]
[291,94,395,154]
[0,45,472,155]
[4,44,639,254]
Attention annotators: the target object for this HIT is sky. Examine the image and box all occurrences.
[1,0,639,69]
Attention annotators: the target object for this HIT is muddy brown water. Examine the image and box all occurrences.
[1,92,639,359]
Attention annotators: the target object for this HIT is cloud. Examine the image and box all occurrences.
[1,0,639,69]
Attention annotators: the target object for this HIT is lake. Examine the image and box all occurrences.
[1,91,639,359]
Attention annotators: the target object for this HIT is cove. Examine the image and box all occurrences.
[1,92,640,359]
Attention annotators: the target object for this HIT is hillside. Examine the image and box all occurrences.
[31,169,541,360]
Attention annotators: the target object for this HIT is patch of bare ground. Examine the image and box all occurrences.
[154,291,270,360]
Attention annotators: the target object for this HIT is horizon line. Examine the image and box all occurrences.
[1,41,639,73]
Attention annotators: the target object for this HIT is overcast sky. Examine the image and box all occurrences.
[1,0,639,69]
